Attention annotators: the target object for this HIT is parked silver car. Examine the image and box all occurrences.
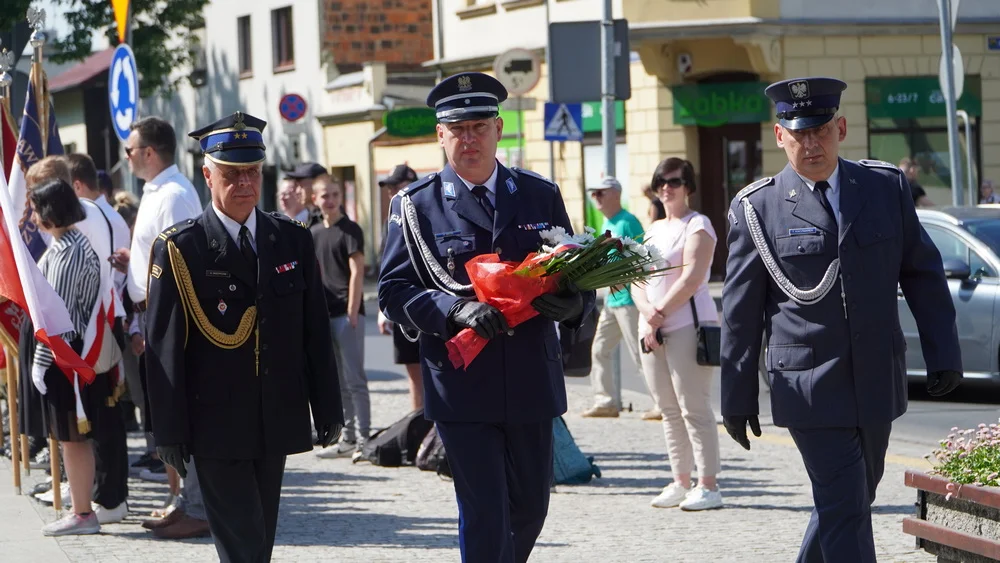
[898,207,1000,383]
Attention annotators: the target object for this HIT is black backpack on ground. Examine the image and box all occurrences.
[415,424,451,478]
[356,408,434,467]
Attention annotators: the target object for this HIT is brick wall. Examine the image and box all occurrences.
[323,0,434,70]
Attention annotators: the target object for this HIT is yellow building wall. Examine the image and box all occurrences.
[623,0,779,22]
[373,139,442,179]
[53,91,88,155]
[323,120,377,260]
[779,32,999,206]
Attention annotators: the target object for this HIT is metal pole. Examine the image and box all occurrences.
[545,0,555,181]
[938,0,963,206]
[600,0,615,179]
[368,125,387,270]
[516,98,524,167]
[957,110,974,205]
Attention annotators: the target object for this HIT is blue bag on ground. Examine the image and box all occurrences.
[552,416,601,485]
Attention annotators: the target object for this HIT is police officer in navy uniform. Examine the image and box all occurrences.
[145,112,344,562]
[378,72,595,563]
[720,77,962,563]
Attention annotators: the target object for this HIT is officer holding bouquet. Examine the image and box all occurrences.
[720,77,962,562]
[378,72,595,562]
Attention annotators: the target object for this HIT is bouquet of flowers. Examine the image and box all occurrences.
[445,226,674,369]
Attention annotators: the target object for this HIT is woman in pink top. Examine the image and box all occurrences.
[633,158,723,511]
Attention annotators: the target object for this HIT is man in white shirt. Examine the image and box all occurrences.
[111,117,208,539]
[67,153,132,524]
[277,177,307,223]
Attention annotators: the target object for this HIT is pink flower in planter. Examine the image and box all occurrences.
[946,492,954,501]
[988,472,998,480]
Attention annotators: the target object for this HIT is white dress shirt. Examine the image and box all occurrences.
[127,165,203,303]
[74,198,123,317]
[456,162,499,207]
[212,204,257,253]
[95,197,131,301]
[796,166,841,226]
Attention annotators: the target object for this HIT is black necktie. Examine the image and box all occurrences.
[815,181,836,222]
[471,185,495,218]
[239,225,257,273]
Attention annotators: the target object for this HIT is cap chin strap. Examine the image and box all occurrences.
[742,198,839,305]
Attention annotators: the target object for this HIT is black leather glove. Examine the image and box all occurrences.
[723,415,761,451]
[927,370,962,397]
[315,423,344,448]
[449,300,510,340]
[157,444,190,478]
[531,289,584,324]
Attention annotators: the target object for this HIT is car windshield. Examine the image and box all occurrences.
[962,219,1000,257]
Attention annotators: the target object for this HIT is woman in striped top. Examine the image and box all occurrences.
[19,178,108,536]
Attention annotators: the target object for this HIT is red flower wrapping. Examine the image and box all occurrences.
[445,253,560,369]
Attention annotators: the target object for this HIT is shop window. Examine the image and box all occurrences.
[271,7,294,71]
[868,116,981,192]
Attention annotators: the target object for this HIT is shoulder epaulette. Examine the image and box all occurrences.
[156,218,196,241]
[735,176,774,201]
[511,167,556,186]
[269,211,308,229]
[399,173,437,196]
[858,159,901,173]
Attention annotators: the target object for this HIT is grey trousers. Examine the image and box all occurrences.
[590,304,643,409]
[176,457,207,520]
[330,315,370,442]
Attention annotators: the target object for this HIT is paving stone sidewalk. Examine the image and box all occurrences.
[2,362,936,563]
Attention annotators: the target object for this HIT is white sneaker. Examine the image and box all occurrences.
[36,483,72,508]
[679,486,723,511]
[93,502,128,524]
[650,482,692,508]
[41,511,100,536]
[316,439,357,459]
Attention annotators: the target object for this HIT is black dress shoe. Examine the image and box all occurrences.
[131,452,158,469]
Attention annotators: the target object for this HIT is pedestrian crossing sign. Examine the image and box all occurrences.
[544,102,583,141]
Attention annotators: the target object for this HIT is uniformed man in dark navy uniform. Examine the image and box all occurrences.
[720,77,963,562]
[144,112,344,562]
[378,72,595,563]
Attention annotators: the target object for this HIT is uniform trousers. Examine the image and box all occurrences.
[589,304,642,409]
[436,420,553,563]
[196,455,287,563]
[788,424,892,563]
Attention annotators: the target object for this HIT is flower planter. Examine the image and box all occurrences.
[904,469,1000,563]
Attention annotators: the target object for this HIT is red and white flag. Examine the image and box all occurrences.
[0,166,95,391]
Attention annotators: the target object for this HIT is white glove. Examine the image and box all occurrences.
[377,310,393,335]
[31,363,47,395]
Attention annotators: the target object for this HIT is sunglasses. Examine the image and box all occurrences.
[655,177,686,191]
[124,145,148,157]
[590,190,607,198]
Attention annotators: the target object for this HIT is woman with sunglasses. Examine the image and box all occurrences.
[632,157,723,511]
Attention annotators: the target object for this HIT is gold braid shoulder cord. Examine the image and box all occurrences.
[166,240,257,350]
[742,198,840,305]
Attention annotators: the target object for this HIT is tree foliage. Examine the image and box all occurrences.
[48,0,209,98]
[0,1,34,45]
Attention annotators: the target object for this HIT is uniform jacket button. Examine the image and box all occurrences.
[436,360,443,368]
[797,245,805,253]
[777,360,785,368]
[262,344,268,351]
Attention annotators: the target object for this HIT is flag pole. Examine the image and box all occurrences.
[27,7,49,157]
[0,329,20,495]
[0,46,12,175]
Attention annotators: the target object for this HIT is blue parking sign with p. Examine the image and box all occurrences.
[108,44,139,142]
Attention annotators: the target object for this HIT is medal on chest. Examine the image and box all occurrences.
[218,299,228,315]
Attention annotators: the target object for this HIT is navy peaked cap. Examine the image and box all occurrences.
[188,111,267,165]
[764,77,847,131]
[426,72,508,123]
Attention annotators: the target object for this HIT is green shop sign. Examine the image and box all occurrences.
[384,107,437,138]
[865,76,982,119]
[581,101,625,133]
[672,82,770,127]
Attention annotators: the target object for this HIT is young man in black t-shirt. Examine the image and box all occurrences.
[310,178,370,459]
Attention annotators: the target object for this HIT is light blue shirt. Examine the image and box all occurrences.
[796,165,841,227]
